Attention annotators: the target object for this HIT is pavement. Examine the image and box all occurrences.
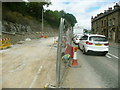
[109,41,120,48]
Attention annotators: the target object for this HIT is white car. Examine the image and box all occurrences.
[79,34,109,55]
[73,34,83,45]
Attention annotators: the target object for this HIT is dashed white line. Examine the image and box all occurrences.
[106,55,111,58]
[29,66,43,88]
[108,53,119,59]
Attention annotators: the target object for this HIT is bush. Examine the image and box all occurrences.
[3,7,31,25]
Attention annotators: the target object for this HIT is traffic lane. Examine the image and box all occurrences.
[62,51,107,88]
[78,50,118,88]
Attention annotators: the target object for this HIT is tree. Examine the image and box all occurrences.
[64,13,77,27]
[44,10,61,27]
[3,2,51,21]
[2,2,77,28]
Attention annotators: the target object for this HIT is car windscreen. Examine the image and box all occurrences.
[76,35,81,38]
[89,36,107,42]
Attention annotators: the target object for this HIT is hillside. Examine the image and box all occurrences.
[2,5,58,44]
[2,2,77,44]
[2,5,58,32]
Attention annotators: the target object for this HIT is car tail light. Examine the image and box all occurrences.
[104,43,109,46]
[86,41,93,45]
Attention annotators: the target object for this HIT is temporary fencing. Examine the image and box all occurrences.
[56,18,73,88]
[0,38,11,49]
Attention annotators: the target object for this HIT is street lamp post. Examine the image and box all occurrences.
[41,5,48,36]
[42,8,44,36]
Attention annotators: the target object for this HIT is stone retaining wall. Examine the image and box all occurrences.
[2,32,58,44]
[2,20,58,44]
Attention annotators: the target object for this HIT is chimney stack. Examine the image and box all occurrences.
[104,10,107,13]
[108,7,112,10]
[114,3,120,9]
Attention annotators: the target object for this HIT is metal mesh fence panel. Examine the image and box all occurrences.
[56,18,73,88]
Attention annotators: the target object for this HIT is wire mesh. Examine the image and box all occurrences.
[56,18,73,88]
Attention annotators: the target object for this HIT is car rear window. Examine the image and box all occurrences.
[89,36,107,42]
[76,35,81,38]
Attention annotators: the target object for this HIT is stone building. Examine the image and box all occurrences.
[91,3,120,43]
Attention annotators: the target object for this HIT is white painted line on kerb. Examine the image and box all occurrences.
[106,55,111,58]
[108,53,119,59]
[29,66,43,88]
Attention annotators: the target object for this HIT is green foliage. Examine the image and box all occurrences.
[2,2,77,28]
[64,13,77,27]
[44,10,61,28]
[3,2,27,14]
[2,2,50,21]
[3,7,32,25]
[26,2,45,20]
[44,10,77,28]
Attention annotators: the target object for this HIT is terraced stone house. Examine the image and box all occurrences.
[91,3,120,43]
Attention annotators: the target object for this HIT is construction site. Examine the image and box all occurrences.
[1,18,78,88]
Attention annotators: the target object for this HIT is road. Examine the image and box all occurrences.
[62,44,118,88]
[0,37,119,88]
[0,37,57,88]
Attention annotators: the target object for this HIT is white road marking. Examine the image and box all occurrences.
[108,53,119,59]
[106,55,111,58]
[29,66,42,88]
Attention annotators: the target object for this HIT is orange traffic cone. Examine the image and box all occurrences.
[70,47,80,67]
[71,51,78,66]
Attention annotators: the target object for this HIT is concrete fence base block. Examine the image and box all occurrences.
[44,83,56,88]
[69,64,82,68]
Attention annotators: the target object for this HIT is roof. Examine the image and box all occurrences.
[92,6,120,22]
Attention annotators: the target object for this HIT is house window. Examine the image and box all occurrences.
[101,20,103,27]
[108,19,112,26]
[112,18,115,26]
[104,20,106,26]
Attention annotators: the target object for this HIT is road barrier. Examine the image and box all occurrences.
[56,18,75,87]
[65,44,74,58]
[44,83,56,88]
[53,37,57,44]
[0,38,11,49]
[40,35,48,38]
[44,35,48,38]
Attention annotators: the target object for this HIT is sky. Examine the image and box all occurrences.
[46,0,120,30]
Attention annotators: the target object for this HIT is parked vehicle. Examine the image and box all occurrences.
[72,26,84,44]
[73,34,83,45]
[78,34,109,55]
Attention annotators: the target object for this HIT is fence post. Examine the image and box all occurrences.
[56,18,64,88]
[69,27,72,46]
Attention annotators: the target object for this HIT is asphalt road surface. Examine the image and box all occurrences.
[0,37,119,88]
[62,45,118,88]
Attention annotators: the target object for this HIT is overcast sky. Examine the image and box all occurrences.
[46,0,119,29]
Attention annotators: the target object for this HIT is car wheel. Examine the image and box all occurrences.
[78,44,80,49]
[102,52,107,56]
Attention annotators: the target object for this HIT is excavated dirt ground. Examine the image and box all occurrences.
[0,37,57,88]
